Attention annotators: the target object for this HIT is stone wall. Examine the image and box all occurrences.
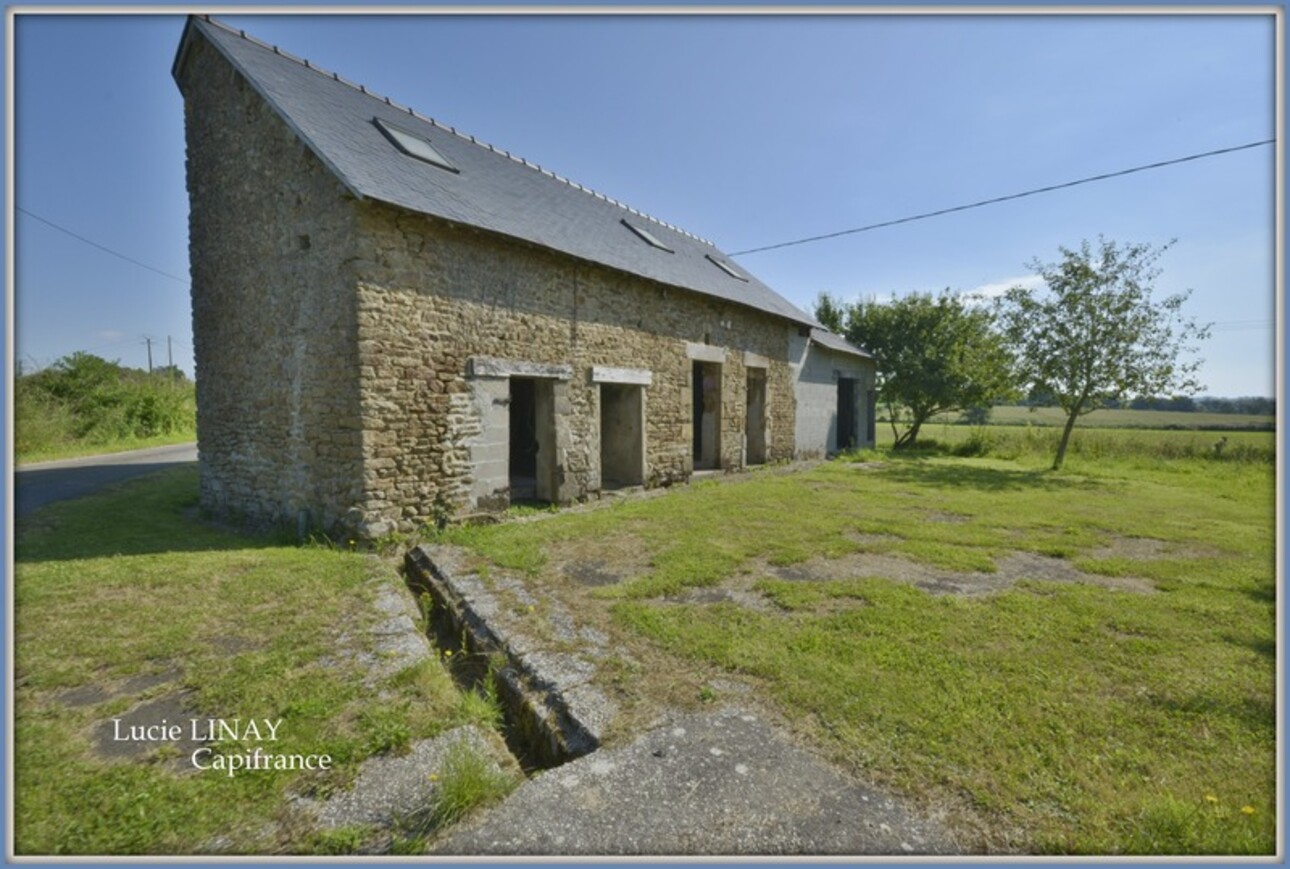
[180,26,813,537]
[177,35,366,532]
[351,202,800,529]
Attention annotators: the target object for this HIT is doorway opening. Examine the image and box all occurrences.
[599,383,645,489]
[865,389,876,445]
[746,369,767,465]
[509,377,556,503]
[692,361,722,471]
[836,377,858,452]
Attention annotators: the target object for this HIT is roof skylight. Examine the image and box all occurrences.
[621,219,674,253]
[705,254,748,281]
[373,118,458,173]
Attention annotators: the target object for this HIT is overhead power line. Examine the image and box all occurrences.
[17,207,190,285]
[729,139,1276,257]
[1211,319,1274,331]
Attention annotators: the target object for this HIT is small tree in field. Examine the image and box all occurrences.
[996,237,1210,470]
[819,291,1015,449]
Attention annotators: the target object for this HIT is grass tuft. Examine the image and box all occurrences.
[425,738,518,831]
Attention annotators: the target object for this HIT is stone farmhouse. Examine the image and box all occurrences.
[173,16,875,538]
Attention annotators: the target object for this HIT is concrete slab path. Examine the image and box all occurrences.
[433,705,956,856]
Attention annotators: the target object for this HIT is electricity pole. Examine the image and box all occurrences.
[145,337,153,373]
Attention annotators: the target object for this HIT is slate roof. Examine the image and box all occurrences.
[174,16,827,329]
[809,327,875,360]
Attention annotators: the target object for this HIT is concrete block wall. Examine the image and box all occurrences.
[791,335,878,458]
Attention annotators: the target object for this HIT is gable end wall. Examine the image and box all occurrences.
[178,34,365,532]
[791,335,877,457]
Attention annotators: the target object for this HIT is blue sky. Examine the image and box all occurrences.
[11,11,1279,397]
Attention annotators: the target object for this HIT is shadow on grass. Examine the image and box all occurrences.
[1240,585,1277,606]
[870,455,1100,493]
[1144,690,1275,733]
[14,465,292,563]
[1223,633,1277,661]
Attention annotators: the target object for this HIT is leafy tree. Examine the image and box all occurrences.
[813,292,846,333]
[996,237,1210,469]
[151,364,190,384]
[838,291,1015,449]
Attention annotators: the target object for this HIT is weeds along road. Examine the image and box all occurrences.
[14,443,198,519]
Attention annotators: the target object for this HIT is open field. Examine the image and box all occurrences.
[12,467,509,855]
[922,405,1274,431]
[878,420,1275,465]
[434,446,1277,854]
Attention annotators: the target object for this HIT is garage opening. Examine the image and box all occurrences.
[746,369,767,465]
[836,377,858,452]
[509,377,556,503]
[692,361,722,471]
[600,383,644,489]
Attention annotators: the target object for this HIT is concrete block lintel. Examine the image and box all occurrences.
[686,343,726,364]
[743,351,771,370]
[590,365,653,386]
[468,356,573,380]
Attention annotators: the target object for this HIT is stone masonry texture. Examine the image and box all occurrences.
[178,30,863,538]
[179,36,365,533]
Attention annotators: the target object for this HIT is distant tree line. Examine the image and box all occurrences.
[16,352,196,459]
[1012,392,1273,415]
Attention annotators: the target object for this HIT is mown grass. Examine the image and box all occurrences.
[432,443,1276,854]
[12,466,489,855]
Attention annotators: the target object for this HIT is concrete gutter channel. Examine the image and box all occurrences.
[403,543,960,856]
[404,544,614,769]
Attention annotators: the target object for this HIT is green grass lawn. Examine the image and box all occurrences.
[433,447,1277,854]
[13,467,495,855]
[14,438,1277,855]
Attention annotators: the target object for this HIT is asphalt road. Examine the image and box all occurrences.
[14,443,198,519]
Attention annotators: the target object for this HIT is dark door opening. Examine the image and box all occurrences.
[692,361,722,470]
[509,378,538,500]
[692,362,703,462]
[746,370,767,465]
[866,389,876,445]
[837,377,857,452]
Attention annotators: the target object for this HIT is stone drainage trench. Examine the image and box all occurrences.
[403,545,612,772]
[401,544,958,855]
